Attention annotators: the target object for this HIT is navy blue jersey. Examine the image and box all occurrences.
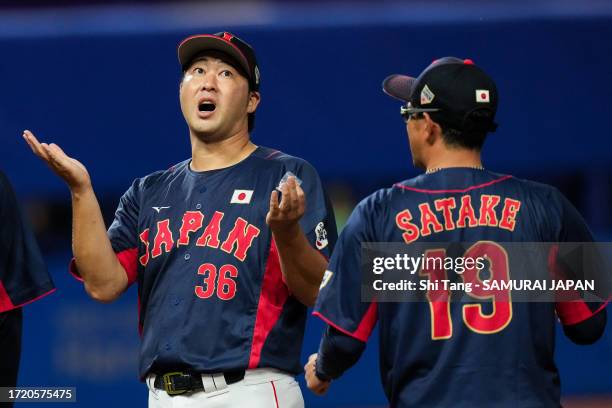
[314,168,606,408]
[71,147,336,379]
[0,171,55,312]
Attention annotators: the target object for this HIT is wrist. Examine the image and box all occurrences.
[70,183,94,198]
[271,222,302,244]
[314,365,333,382]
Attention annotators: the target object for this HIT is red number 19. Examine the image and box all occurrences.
[420,241,513,340]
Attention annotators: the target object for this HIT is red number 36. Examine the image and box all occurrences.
[195,263,238,301]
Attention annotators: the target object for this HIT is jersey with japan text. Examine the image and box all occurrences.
[314,168,606,408]
[72,147,336,379]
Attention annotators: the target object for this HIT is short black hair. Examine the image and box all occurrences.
[428,109,491,150]
[439,125,487,150]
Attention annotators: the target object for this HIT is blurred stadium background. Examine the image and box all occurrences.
[1,0,611,406]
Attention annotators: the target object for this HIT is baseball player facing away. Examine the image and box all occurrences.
[305,58,608,407]
[23,32,336,407]
[0,170,55,406]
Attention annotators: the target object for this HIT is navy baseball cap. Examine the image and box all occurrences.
[383,57,498,132]
[178,32,260,91]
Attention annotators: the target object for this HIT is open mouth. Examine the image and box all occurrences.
[199,102,216,112]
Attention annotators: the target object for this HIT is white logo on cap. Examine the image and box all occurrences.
[421,85,435,105]
[476,89,490,103]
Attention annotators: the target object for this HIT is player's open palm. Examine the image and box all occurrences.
[266,176,306,235]
[22,130,91,193]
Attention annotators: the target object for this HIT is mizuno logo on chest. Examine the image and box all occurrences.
[137,211,261,267]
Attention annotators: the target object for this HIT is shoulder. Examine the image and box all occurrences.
[352,187,395,219]
[129,159,191,194]
[504,175,565,204]
[252,146,317,172]
[118,159,189,196]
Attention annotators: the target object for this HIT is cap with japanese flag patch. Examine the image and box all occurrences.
[178,31,260,91]
[382,57,498,133]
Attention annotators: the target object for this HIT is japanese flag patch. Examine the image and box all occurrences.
[231,189,253,204]
[476,89,490,103]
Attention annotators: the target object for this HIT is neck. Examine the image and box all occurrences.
[424,148,483,173]
[190,129,257,172]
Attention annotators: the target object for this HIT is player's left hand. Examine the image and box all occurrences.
[304,353,331,396]
[266,176,305,237]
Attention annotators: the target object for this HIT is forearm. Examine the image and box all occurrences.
[71,186,127,302]
[273,223,327,306]
[562,306,607,345]
[316,326,366,380]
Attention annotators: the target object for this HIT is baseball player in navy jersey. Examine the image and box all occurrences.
[0,170,55,404]
[23,31,336,407]
[305,57,608,407]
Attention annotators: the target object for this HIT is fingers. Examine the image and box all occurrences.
[296,182,306,215]
[269,189,280,217]
[304,353,329,395]
[22,130,51,161]
[278,176,301,214]
[287,177,299,211]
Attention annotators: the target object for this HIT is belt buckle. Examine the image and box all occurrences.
[163,372,188,396]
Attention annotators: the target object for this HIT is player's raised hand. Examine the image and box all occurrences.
[304,353,331,395]
[266,176,306,236]
[22,130,92,194]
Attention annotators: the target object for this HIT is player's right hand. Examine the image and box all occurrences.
[22,130,92,194]
[304,353,331,396]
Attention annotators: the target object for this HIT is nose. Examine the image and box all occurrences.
[201,71,217,92]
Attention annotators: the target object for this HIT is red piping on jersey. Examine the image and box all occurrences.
[0,281,56,313]
[68,248,139,286]
[271,381,279,408]
[312,302,378,342]
[393,175,513,194]
[248,239,290,368]
[548,245,610,325]
[265,150,282,159]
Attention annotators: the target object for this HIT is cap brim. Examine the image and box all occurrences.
[382,74,416,102]
[178,35,251,77]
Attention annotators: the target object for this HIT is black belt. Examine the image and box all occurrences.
[153,371,245,395]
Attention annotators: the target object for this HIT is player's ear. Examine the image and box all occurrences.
[247,91,261,114]
[423,113,438,145]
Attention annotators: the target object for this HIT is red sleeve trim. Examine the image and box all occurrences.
[68,258,84,282]
[12,288,57,310]
[68,247,139,286]
[313,302,378,342]
[116,248,139,285]
[0,281,56,313]
[557,300,609,326]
